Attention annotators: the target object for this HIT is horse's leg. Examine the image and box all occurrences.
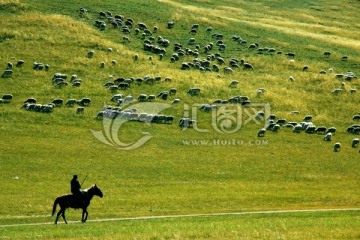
[61,209,68,224]
[55,211,61,224]
[82,208,88,222]
[81,209,85,222]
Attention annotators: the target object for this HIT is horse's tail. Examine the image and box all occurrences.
[52,197,60,216]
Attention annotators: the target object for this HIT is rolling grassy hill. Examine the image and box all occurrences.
[0,0,359,239]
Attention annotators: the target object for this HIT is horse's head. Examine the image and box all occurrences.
[91,184,103,198]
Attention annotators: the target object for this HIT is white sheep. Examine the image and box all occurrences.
[333,142,341,152]
[257,128,266,137]
[323,132,332,141]
[352,138,359,148]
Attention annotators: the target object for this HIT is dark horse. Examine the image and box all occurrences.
[52,184,103,224]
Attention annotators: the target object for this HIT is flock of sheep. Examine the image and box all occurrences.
[1,7,359,154]
[87,8,358,153]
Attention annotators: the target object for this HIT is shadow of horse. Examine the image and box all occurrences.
[52,184,103,224]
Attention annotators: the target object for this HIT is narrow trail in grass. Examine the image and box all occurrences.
[1,208,359,228]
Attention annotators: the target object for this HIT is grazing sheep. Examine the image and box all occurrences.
[223,67,233,74]
[272,124,281,132]
[347,89,357,94]
[41,104,54,113]
[275,118,287,125]
[157,91,169,100]
[128,112,139,121]
[293,124,303,133]
[118,82,130,89]
[87,50,94,58]
[257,128,266,137]
[16,60,24,67]
[248,43,258,50]
[333,142,341,152]
[1,94,13,103]
[24,98,37,104]
[179,117,195,128]
[352,138,359,148]
[33,62,44,70]
[256,88,266,96]
[332,88,342,95]
[1,69,13,78]
[353,115,360,121]
[65,99,77,107]
[76,107,85,114]
[326,127,337,135]
[305,125,316,134]
[146,95,156,102]
[200,104,216,112]
[266,114,276,121]
[341,56,348,61]
[123,95,134,105]
[289,76,295,82]
[164,116,174,124]
[137,94,147,102]
[303,115,312,122]
[189,29,197,34]
[265,121,276,131]
[106,48,113,53]
[243,63,253,70]
[319,70,327,75]
[187,88,201,96]
[347,125,360,134]
[212,64,220,72]
[77,98,91,106]
[285,52,295,58]
[335,74,344,79]
[229,80,239,88]
[315,126,327,134]
[256,111,265,121]
[169,88,177,95]
[123,36,130,43]
[323,132,332,141]
[172,99,181,105]
[111,94,123,103]
[51,98,64,107]
[138,113,148,122]
[96,111,105,120]
[167,21,175,29]
[323,51,331,56]
[6,62,13,69]
[181,62,191,70]
[302,65,309,71]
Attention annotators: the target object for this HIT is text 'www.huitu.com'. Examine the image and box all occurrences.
[182,139,269,146]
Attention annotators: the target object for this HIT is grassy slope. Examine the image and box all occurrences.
[0,0,360,239]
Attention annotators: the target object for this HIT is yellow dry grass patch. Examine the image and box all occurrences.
[158,0,360,51]
[0,0,19,3]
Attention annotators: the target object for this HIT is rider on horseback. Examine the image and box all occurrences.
[71,175,85,205]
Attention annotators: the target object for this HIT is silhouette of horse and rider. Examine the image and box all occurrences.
[52,175,103,224]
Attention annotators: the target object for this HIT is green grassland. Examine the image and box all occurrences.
[0,0,360,239]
